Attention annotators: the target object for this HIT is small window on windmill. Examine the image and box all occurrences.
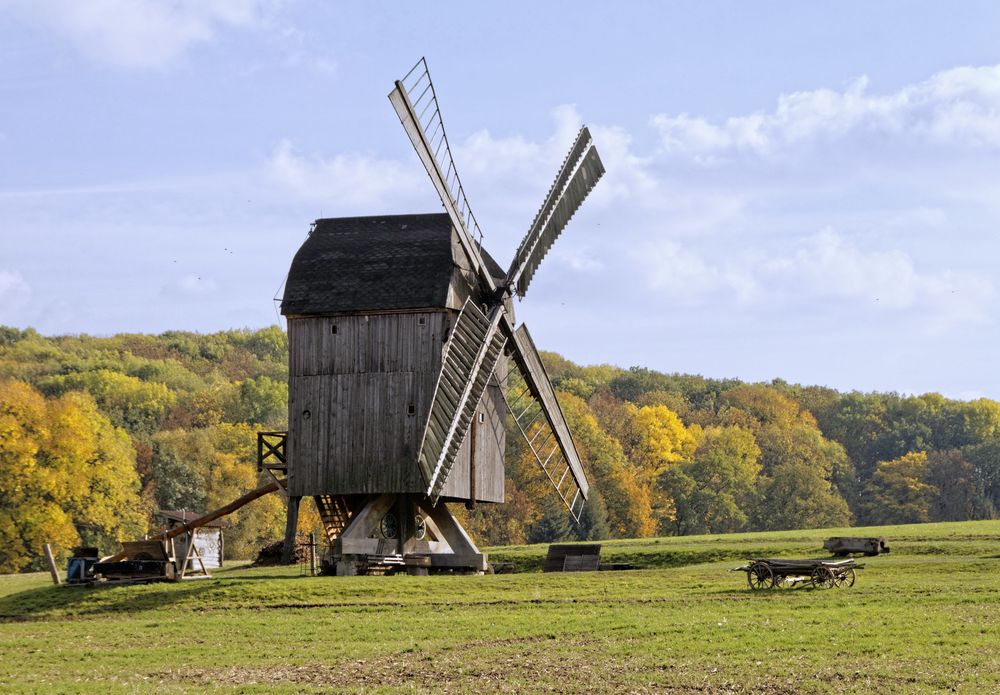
[417,316,426,326]
[331,324,338,334]
[478,412,485,423]
[407,403,416,416]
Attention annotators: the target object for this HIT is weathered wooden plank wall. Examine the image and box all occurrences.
[287,311,505,501]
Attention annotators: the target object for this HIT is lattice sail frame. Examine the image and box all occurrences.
[499,323,590,522]
[389,59,496,292]
[391,57,604,520]
[496,375,586,523]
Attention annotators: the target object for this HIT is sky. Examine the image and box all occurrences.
[1,1,999,400]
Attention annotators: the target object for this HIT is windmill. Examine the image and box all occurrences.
[275,58,605,575]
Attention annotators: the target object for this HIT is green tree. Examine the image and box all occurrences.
[148,428,213,512]
[753,461,851,531]
[924,450,994,521]
[574,490,611,541]
[720,383,812,429]
[527,501,573,544]
[229,376,288,426]
[243,326,288,362]
[862,452,936,525]
[963,438,1000,513]
[659,426,760,535]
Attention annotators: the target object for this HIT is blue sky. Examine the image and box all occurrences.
[1,2,999,399]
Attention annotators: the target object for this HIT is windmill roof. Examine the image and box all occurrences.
[281,213,505,316]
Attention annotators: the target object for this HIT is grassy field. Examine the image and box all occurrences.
[1,520,998,693]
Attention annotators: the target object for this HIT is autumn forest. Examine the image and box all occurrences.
[1,325,998,573]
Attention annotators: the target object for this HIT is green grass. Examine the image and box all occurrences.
[1,520,999,693]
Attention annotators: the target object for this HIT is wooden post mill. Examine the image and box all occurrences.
[262,58,606,575]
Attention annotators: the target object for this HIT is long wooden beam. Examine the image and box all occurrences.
[105,479,287,562]
[155,478,287,541]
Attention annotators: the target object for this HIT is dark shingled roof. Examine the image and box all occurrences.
[281,213,504,316]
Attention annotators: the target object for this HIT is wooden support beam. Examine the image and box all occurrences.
[43,544,60,586]
[282,495,301,564]
[158,479,286,542]
[467,414,477,509]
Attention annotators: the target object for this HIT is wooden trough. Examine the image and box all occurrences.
[544,544,602,572]
[824,537,890,556]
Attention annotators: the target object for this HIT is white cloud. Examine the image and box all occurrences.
[642,240,730,302]
[457,105,661,208]
[641,229,995,328]
[263,105,664,222]
[879,207,947,230]
[652,66,1000,157]
[3,0,276,69]
[761,229,992,315]
[0,270,31,319]
[266,139,422,208]
[553,248,604,273]
[459,104,581,176]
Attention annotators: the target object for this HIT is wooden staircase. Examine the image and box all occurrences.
[314,495,352,543]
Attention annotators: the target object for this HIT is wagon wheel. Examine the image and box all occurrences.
[747,562,774,591]
[811,566,836,590]
[772,574,789,590]
[833,567,856,588]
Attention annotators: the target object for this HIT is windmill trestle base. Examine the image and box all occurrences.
[330,551,487,577]
[322,493,488,576]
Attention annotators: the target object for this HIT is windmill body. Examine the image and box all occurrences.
[282,214,511,504]
[277,60,604,575]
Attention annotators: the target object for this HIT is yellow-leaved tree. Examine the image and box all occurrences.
[627,404,699,478]
[624,403,699,529]
[561,393,656,538]
[0,380,146,572]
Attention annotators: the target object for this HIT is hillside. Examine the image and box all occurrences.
[1,326,999,573]
[1,521,998,693]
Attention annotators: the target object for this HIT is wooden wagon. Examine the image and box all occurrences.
[735,558,863,590]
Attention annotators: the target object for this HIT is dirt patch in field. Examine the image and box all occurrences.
[152,636,818,694]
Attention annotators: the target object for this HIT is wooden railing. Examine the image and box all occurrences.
[257,431,288,473]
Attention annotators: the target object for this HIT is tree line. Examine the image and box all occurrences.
[1,325,997,571]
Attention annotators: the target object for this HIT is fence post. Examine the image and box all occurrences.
[309,532,316,576]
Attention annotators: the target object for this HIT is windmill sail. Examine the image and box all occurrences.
[388,58,497,292]
[506,129,605,298]
[500,321,589,521]
[418,299,508,504]
[389,58,602,521]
